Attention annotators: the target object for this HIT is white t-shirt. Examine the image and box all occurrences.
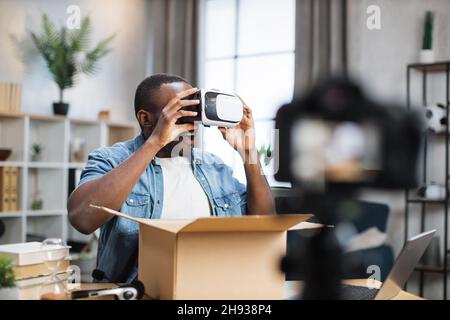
[155,156,211,219]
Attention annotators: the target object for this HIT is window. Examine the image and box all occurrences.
[199,0,295,186]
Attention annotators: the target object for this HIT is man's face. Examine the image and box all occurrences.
[150,81,197,153]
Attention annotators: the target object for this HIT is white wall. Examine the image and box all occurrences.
[348,0,450,299]
[0,0,149,121]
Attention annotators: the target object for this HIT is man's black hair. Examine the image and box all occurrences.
[134,73,189,116]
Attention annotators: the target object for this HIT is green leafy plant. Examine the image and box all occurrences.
[0,255,15,288]
[422,11,434,50]
[31,198,43,210]
[258,144,273,167]
[30,14,115,103]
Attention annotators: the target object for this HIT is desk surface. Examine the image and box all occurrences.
[68,279,422,300]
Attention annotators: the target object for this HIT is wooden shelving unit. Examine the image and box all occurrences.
[0,113,137,245]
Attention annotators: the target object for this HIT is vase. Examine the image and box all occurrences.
[419,49,435,64]
[0,287,19,300]
[53,102,69,116]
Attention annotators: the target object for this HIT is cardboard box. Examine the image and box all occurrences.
[93,205,313,300]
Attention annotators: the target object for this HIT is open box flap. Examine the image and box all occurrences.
[178,214,313,233]
[91,205,193,233]
[289,221,327,230]
[91,205,314,233]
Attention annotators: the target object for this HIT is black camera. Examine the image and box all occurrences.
[275,78,424,191]
[275,78,424,300]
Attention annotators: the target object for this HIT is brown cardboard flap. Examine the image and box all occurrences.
[91,204,191,233]
[90,205,147,224]
[289,221,327,230]
[179,214,312,233]
[140,220,192,233]
[91,205,314,233]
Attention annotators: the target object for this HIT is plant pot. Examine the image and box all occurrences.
[53,102,69,116]
[0,287,19,300]
[419,49,435,64]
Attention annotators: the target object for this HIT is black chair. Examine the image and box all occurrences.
[339,200,394,281]
[272,187,394,281]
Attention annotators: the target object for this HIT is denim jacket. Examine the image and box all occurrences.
[77,134,247,283]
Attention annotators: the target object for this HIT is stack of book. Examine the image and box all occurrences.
[0,242,71,299]
[0,167,19,212]
[0,83,22,114]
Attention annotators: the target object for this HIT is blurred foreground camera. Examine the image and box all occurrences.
[275,78,424,299]
[275,79,423,191]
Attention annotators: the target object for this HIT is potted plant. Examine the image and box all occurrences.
[31,143,44,162]
[420,11,435,63]
[30,14,115,116]
[0,255,18,300]
[258,144,274,167]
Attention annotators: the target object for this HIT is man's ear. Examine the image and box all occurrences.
[137,109,153,128]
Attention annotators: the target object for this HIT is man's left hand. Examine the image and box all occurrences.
[219,98,257,162]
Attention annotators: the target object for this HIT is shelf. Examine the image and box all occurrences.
[68,162,85,169]
[426,130,450,137]
[415,265,450,273]
[409,61,450,73]
[26,209,67,217]
[406,198,447,204]
[0,211,23,218]
[28,162,65,169]
[0,111,136,245]
[405,60,450,300]
[29,114,66,122]
[0,111,24,119]
[70,118,99,126]
[0,161,24,167]
[106,121,136,129]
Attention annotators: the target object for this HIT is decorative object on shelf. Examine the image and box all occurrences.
[71,236,98,282]
[416,182,447,200]
[30,191,43,211]
[0,83,22,114]
[0,148,12,161]
[39,238,70,300]
[30,14,115,116]
[70,137,86,162]
[30,143,43,162]
[0,167,19,212]
[258,144,273,167]
[0,255,18,300]
[425,103,447,133]
[98,110,110,121]
[419,11,435,63]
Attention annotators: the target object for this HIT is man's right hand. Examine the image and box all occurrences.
[148,87,200,148]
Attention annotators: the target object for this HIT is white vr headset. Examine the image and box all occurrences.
[179,89,244,127]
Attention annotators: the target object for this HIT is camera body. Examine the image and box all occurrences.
[179,89,243,127]
[275,79,424,191]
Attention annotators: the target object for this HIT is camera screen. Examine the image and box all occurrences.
[291,119,382,187]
